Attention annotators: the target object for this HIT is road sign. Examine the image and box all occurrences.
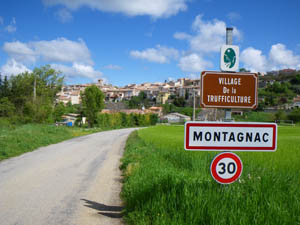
[184,121,277,151]
[220,45,239,72]
[210,152,243,184]
[200,71,258,109]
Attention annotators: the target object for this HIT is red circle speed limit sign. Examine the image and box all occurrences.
[210,152,243,184]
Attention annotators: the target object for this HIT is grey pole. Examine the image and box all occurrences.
[193,89,196,121]
[224,27,233,121]
[33,76,36,102]
[226,27,233,45]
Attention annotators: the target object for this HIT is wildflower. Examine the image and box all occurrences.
[238,179,245,184]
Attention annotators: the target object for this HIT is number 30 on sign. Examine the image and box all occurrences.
[210,152,243,184]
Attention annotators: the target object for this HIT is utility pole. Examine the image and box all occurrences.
[33,76,36,102]
[193,89,196,121]
[224,27,233,121]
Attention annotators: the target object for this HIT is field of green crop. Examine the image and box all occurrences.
[0,123,104,161]
[121,125,300,225]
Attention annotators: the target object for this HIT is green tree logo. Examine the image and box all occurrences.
[224,48,236,69]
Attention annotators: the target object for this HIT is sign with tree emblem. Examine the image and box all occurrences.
[220,45,239,72]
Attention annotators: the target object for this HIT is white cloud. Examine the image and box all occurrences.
[174,15,241,53]
[33,38,92,64]
[240,47,268,72]
[3,41,36,63]
[3,38,92,65]
[5,17,17,33]
[178,53,212,72]
[227,12,241,22]
[55,8,73,23]
[130,45,179,63]
[187,73,199,79]
[104,64,122,70]
[240,44,300,72]
[43,0,188,18]
[51,63,103,80]
[0,59,31,76]
[0,16,4,25]
[2,37,104,82]
[5,25,17,33]
[269,44,300,69]
[173,32,192,40]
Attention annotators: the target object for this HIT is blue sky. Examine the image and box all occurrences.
[0,0,300,86]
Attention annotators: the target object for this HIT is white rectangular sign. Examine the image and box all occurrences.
[185,122,277,151]
[220,45,239,72]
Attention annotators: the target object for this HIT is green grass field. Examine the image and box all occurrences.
[121,125,300,225]
[0,123,104,161]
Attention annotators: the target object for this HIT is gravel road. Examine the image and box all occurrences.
[0,128,137,225]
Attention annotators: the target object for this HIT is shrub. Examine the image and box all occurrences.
[288,108,300,122]
[96,112,157,129]
[275,110,287,121]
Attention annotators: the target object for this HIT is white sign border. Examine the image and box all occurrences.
[184,121,277,152]
[220,45,239,72]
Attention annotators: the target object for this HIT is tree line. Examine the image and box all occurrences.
[258,73,300,108]
[0,66,159,127]
[0,65,63,123]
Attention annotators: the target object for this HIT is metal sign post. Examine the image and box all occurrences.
[186,27,277,184]
[225,28,234,121]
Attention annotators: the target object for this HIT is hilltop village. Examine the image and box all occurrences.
[57,77,201,107]
[56,68,300,113]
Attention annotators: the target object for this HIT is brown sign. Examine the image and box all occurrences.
[200,71,258,109]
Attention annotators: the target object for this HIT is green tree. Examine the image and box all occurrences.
[0,97,15,117]
[32,65,64,102]
[0,74,2,98]
[54,102,66,122]
[81,85,105,127]
[2,76,9,98]
[261,81,295,106]
[9,72,34,115]
[150,114,158,125]
[275,110,287,121]
[290,74,300,85]
[6,66,63,122]
[288,108,300,122]
[239,68,250,72]
[120,112,128,127]
[173,97,186,107]
[128,91,150,109]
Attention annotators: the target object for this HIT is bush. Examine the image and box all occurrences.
[288,108,300,122]
[96,112,157,129]
[275,110,287,121]
[235,111,275,122]
[150,114,159,125]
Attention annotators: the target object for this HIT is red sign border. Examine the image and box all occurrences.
[200,71,258,109]
[184,122,277,151]
[210,152,243,184]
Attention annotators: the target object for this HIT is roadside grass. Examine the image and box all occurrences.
[0,123,104,161]
[121,125,300,225]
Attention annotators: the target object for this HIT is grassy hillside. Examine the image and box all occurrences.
[121,125,300,225]
[0,122,102,161]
